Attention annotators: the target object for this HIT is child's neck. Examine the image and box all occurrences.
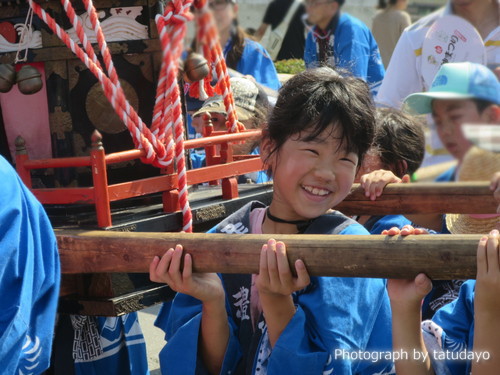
[262,218,301,234]
[262,208,312,234]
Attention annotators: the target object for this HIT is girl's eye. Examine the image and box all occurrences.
[305,149,319,155]
[340,157,356,164]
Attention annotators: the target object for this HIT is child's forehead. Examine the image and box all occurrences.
[432,98,476,112]
[294,123,343,141]
[291,126,351,151]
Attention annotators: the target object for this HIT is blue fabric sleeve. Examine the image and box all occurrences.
[237,39,281,91]
[265,223,393,374]
[0,156,60,374]
[431,280,475,375]
[369,215,413,234]
[159,281,243,374]
[268,275,392,374]
[435,166,457,182]
[334,16,385,89]
[304,15,384,96]
[339,221,370,235]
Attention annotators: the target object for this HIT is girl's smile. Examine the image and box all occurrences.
[263,125,358,225]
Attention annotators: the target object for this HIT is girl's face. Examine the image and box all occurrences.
[263,124,358,221]
[209,0,237,34]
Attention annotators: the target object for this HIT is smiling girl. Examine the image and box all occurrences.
[150,67,394,375]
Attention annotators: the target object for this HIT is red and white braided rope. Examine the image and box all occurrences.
[193,0,244,133]
[29,0,172,167]
[29,0,193,231]
[155,0,193,231]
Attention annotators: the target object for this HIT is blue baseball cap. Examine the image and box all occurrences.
[404,62,500,114]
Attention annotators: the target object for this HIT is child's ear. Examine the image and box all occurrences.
[489,105,500,123]
[482,104,500,123]
[260,137,272,163]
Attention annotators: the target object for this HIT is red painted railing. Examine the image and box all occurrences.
[15,128,264,228]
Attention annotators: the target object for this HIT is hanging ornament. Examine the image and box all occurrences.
[0,63,16,93]
[17,64,43,94]
[183,51,209,83]
[14,6,43,95]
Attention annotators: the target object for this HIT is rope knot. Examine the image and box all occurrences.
[164,0,194,25]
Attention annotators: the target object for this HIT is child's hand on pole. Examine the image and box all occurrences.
[475,230,500,316]
[149,244,225,303]
[256,239,310,297]
[360,170,410,201]
[381,225,429,236]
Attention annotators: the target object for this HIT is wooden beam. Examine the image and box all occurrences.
[56,230,482,280]
[338,182,495,214]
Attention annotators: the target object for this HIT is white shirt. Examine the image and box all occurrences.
[375,1,500,165]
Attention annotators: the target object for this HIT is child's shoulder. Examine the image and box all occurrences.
[307,211,369,235]
[211,201,266,234]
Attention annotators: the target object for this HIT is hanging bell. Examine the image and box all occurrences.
[0,63,16,93]
[183,52,209,83]
[16,65,43,95]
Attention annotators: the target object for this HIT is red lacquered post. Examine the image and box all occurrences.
[220,140,238,199]
[162,163,180,213]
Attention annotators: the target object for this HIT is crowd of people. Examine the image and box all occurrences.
[2,0,499,374]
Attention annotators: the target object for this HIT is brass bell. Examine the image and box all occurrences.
[16,65,43,95]
[183,52,209,83]
[0,63,16,93]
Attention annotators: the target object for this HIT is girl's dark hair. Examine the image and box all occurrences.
[263,67,376,173]
[373,108,425,177]
[225,21,246,70]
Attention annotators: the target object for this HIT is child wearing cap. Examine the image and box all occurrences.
[190,76,272,183]
[404,61,500,183]
[360,62,500,320]
[388,147,500,375]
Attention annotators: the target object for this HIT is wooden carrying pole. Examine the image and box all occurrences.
[57,230,482,280]
[338,182,495,215]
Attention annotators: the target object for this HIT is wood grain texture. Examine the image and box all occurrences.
[57,230,482,279]
[337,182,495,214]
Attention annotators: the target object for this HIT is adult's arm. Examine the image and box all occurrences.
[375,31,423,108]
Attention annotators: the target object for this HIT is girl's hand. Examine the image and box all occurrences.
[149,244,225,303]
[490,172,500,213]
[388,273,432,306]
[255,239,310,297]
[359,170,410,201]
[475,230,500,316]
[385,226,432,306]
[382,224,429,236]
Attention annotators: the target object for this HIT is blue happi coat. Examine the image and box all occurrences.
[70,313,149,375]
[0,156,60,374]
[304,12,385,96]
[156,201,395,374]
